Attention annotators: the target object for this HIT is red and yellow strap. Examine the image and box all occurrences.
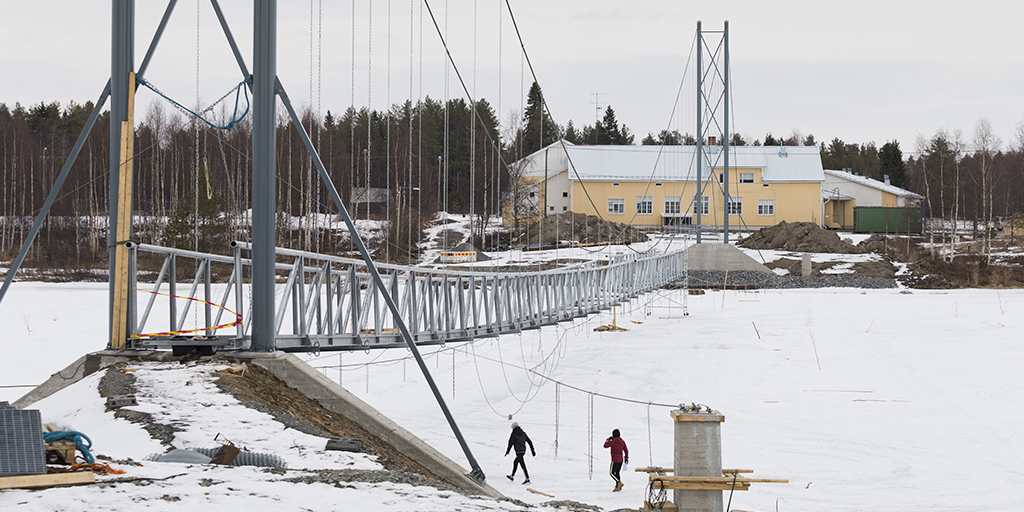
[130,289,243,338]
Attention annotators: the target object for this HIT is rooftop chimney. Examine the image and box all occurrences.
[884,174,891,185]
[707,136,717,146]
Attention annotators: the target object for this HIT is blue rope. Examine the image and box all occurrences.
[136,75,252,130]
[43,430,94,464]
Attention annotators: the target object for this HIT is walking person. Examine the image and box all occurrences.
[603,428,629,492]
[505,422,536,484]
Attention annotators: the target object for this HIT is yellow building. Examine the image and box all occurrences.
[509,141,826,230]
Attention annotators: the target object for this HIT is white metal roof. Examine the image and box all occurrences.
[823,169,923,199]
[523,144,824,183]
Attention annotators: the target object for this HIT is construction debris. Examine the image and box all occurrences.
[325,437,365,452]
[105,395,138,409]
[593,324,629,332]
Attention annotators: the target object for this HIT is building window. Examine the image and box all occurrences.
[636,196,653,214]
[655,183,662,187]
[563,206,568,212]
[693,196,709,215]
[562,191,568,197]
[758,199,774,215]
[549,206,555,212]
[739,172,754,184]
[718,173,724,183]
[529,191,535,197]
[608,198,624,214]
[613,182,620,186]
[665,196,681,214]
[727,197,743,215]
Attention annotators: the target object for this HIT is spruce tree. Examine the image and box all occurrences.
[522,82,557,153]
[879,140,907,188]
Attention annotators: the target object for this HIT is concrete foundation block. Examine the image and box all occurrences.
[325,437,364,452]
[672,408,725,512]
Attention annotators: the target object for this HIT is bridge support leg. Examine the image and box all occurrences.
[274,79,486,483]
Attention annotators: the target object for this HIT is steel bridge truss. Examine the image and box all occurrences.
[126,241,687,353]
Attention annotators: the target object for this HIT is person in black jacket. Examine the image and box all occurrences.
[504,422,536,484]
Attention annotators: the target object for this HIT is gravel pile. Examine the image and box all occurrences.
[669,270,896,289]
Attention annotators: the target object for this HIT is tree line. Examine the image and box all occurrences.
[2,82,1023,268]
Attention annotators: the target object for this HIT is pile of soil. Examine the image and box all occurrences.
[520,213,649,247]
[214,364,449,485]
[738,221,865,254]
[763,258,898,279]
[432,229,465,251]
[902,255,1024,289]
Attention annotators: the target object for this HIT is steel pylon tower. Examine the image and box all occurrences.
[694,21,731,244]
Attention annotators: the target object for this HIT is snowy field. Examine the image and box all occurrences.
[2,281,1023,511]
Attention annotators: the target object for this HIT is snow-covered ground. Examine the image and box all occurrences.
[2,280,1023,511]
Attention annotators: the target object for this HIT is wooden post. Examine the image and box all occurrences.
[110,72,135,350]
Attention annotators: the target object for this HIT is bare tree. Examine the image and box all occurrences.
[947,130,965,262]
[972,119,1001,264]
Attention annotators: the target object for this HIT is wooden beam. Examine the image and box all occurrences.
[649,481,751,491]
[527,487,555,498]
[110,71,136,350]
[648,476,789,484]
[0,472,95,490]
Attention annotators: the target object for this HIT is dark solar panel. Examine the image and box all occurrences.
[0,408,46,476]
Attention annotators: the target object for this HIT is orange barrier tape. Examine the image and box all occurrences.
[131,289,242,338]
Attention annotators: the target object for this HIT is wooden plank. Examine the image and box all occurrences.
[527,488,555,498]
[0,472,95,490]
[635,466,674,473]
[722,469,754,474]
[648,476,788,484]
[110,71,136,350]
[650,481,751,491]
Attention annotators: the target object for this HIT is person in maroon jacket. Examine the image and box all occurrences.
[603,429,629,491]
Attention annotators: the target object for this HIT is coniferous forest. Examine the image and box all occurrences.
[2,81,1024,270]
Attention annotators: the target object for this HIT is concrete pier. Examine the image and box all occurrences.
[672,408,725,512]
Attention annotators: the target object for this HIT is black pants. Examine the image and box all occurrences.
[610,461,622,483]
[511,451,529,479]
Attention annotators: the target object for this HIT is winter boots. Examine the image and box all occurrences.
[613,481,623,492]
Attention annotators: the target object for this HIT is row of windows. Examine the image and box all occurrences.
[606,197,774,216]
[718,172,756,184]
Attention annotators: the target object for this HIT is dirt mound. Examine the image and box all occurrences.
[902,255,1024,289]
[214,364,448,485]
[432,229,465,251]
[520,212,649,247]
[738,221,864,254]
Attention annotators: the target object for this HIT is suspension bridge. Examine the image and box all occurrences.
[124,239,691,353]
[0,1,739,484]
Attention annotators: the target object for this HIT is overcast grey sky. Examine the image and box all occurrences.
[3,1,1023,155]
